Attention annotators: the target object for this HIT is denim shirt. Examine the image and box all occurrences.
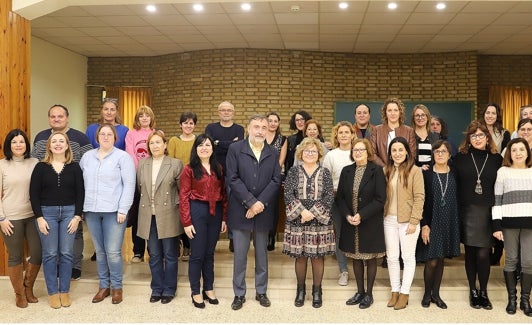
[80,147,136,215]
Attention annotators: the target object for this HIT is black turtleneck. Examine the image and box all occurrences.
[452,147,502,207]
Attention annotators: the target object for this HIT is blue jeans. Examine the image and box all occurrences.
[38,205,76,295]
[85,211,126,289]
[147,216,178,297]
[188,201,223,295]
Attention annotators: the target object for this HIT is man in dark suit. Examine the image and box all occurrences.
[225,114,282,310]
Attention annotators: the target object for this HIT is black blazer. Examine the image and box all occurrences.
[336,161,386,254]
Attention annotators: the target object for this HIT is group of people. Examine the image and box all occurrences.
[1,98,531,317]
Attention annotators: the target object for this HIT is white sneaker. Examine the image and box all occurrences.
[338,271,349,286]
[131,255,143,263]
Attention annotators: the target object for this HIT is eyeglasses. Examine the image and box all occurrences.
[98,132,114,138]
[295,118,305,122]
[414,114,426,119]
[519,127,532,133]
[434,149,448,155]
[303,150,318,155]
[218,109,234,113]
[352,148,367,153]
[470,133,486,140]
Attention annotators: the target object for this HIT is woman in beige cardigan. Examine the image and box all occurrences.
[137,130,184,304]
[383,137,425,310]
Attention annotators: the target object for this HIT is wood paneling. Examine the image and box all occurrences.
[0,1,31,275]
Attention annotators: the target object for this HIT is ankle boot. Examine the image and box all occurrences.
[394,293,409,310]
[311,285,322,308]
[469,289,481,309]
[8,264,28,308]
[48,293,61,309]
[479,290,493,310]
[294,284,305,307]
[24,263,41,303]
[504,271,517,314]
[520,273,532,316]
[387,292,399,307]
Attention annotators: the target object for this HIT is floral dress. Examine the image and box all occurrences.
[282,165,335,257]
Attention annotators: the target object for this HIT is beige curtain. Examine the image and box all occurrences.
[105,87,152,128]
[489,86,532,131]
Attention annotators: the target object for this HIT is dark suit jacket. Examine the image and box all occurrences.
[226,139,281,231]
[336,161,386,254]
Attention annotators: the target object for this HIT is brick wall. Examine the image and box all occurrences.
[478,55,532,119]
[88,49,484,139]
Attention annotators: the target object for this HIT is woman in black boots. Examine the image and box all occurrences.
[336,138,386,309]
[453,120,502,310]
[283,138,335,308]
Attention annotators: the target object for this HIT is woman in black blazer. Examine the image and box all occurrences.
[336,138,386,309]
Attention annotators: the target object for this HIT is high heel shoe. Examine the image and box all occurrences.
[191,294,205,309]
[202,290,219,305]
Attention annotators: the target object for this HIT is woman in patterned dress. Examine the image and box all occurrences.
[283,137,334,309]
[417,140,461,309]
[336,138,386,309]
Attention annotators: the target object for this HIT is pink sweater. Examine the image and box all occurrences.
[125,128,153,169]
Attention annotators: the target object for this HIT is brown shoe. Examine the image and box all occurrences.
[60,292,71,307]
[387,292,399,307]
[7,264,28,308]
[49,293,61,309]
[394,293,409,310]
[92,288,110,303]
[111,288,123,304]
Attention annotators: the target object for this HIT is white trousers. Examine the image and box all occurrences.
[383,215,420,294]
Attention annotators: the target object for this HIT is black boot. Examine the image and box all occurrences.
[469,289,481,309]
[312,285,322,308]
[504,271,517,314]
[294,284,305,307]
[521,273,532,317]
[479,290,493,310]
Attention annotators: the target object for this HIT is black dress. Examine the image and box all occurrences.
[453,148,502,248]
[417,169,460,262]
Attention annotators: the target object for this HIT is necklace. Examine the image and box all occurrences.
[435,169,449,207]
[470,152,489,195]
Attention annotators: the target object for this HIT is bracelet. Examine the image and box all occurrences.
[0,216,6,222]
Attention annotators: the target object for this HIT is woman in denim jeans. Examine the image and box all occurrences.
[29,131,84,308]
[80,123,135,305]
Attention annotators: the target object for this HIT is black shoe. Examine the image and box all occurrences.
[421,294,431,308]
[312,285,322,308]
[71,268,81,281]
[90,252,96,261]
[431,296,448,309]
[161,296,173,304]
[346,292,365,305]
[202,290,219,305]
[470,289,481,309]
[192,295,205,309]
[255,293,271,307]
[231,296,245,310]
[359,294,373,309]
[479,290,493,310]
[229,239,234,253]
[294,284,305,307]
[150,295,161,303]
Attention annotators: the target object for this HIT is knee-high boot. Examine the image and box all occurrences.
[24,263,41,303]
[504,271,517,314]
[8,264,28,308]
[521,273,532,317]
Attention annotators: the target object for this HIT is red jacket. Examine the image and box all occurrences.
[179,164,227,226]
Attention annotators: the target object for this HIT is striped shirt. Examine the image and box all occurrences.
[492,166,532,231]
